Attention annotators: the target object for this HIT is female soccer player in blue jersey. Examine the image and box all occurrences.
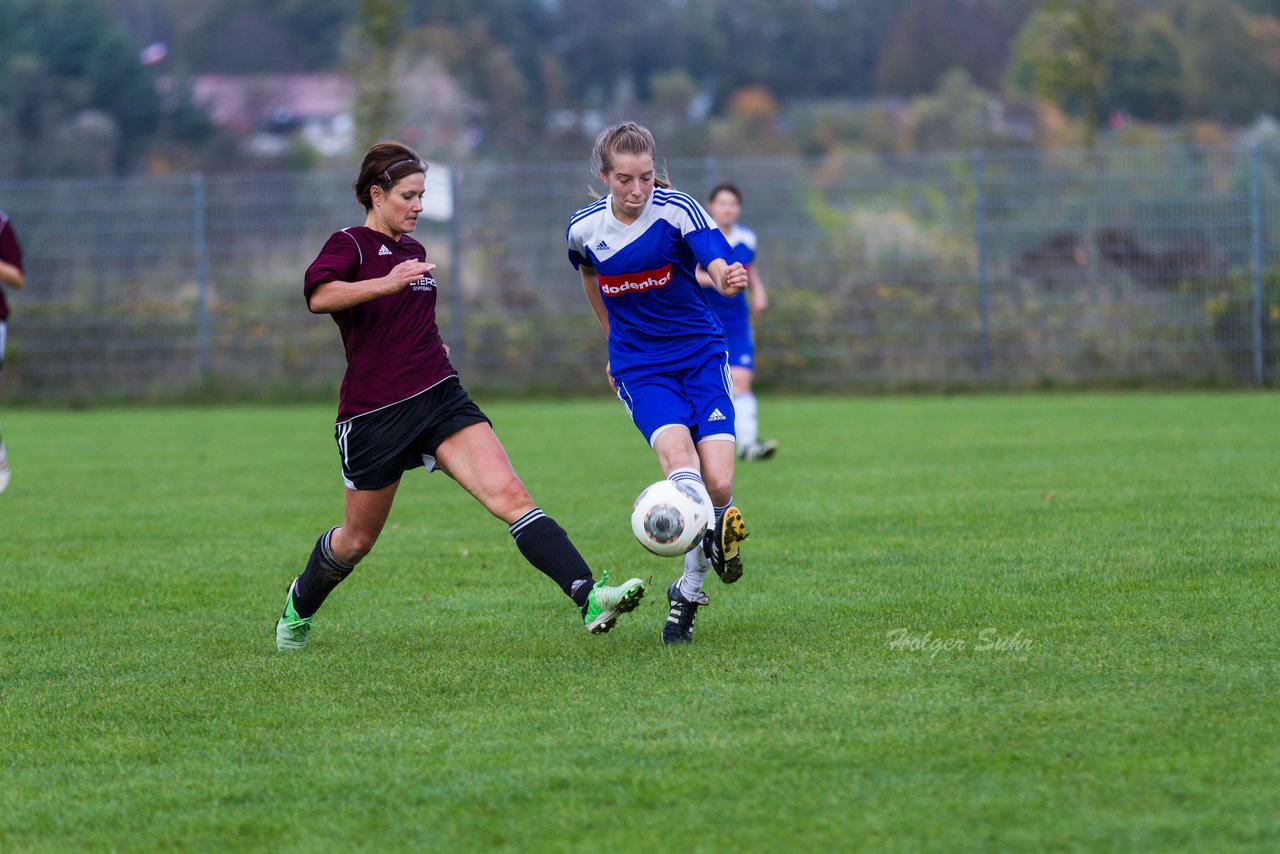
[275,141,645,650]
[0,209,24,494]
[698,183,777,462]
[566,122,752,645]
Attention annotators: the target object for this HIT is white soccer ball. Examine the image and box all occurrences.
[631,479,710,557]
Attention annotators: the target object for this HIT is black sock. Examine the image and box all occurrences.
[291,527,357,619]
[509,509,593,606]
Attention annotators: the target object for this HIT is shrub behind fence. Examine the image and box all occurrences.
[0,145,1275,403]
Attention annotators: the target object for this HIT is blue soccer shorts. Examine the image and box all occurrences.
[724,324,755,372]
[614,350,736,448]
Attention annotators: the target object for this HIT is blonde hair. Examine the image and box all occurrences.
[591,121,671,189]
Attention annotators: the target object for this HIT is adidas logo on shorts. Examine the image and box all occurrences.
[709,408,727,422]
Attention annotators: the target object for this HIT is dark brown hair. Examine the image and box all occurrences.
[353,141,426,210]
[707,182,742,204]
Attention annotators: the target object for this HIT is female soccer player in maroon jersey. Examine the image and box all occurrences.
[0,209,24,494]
[275,142,644,650]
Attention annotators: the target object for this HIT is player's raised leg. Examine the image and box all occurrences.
[696,437,748,584]
[437,422,644,633]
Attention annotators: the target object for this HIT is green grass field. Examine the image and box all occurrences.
[1,393,1276,852]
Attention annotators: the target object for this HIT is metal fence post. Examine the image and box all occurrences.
[192,172,211,382]
[448,166,464,373]
[1249,145,1265,387]
[973,149,990,379]
[704,154,719,197]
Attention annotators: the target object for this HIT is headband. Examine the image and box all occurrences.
[382,159,424,185]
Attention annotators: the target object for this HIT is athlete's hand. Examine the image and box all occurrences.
[386,259,435,293]
[720,262,748,297]
[605,361,617,394]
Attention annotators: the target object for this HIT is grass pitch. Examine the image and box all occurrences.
[0,393,1276,851]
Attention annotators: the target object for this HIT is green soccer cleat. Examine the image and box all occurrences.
[275,578,312,651]
[581,571,645,634]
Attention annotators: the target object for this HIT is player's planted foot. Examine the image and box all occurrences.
[275,578,313,651]
[739,439,778,461]
[709,506,748,584]
[662,581,708,645]
[582,570,645,634]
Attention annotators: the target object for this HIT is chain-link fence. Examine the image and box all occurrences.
[0,145,1276,403]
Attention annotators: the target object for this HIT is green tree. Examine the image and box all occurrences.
[1181,3,1277,122]
[1007,0,1121,149]
[1110,12,1185,122]
[352,0,407,152]
[1238,0,1280,15]
[179,0,352,73]
[0,0,162,174]
[874,0,1037,95]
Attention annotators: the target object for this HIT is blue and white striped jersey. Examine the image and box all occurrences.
[567,187,734,379]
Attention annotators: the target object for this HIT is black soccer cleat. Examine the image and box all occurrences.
[662,581,709,645]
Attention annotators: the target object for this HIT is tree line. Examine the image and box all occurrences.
[5,0,1280,177]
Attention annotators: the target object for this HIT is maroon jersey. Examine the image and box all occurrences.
[304,226,456,422]
[0,212,22,322]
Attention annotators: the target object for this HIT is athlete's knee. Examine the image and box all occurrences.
[662,446,700,472]
[703,471,733,504]
[335,526,379,562]
[488,473,533,519]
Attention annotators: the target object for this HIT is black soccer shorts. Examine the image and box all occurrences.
[334,377,491,490]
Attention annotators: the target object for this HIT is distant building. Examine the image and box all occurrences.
[192,73,355,157]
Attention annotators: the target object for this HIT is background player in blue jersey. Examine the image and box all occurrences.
[566,121,751,645]
[0,210,24,494]
[697,183,777,461]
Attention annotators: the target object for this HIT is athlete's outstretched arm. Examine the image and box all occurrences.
[0,259,22,290]
[579,266,610,336]
[747,264,768,316]
[579,265,618,390]
[694,264,715,289]
[307,259,434,314]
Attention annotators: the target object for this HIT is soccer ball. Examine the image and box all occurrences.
[631,479,709,557]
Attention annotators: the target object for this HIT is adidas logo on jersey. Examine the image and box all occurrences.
[378,245,393,256]
[708,409,728,422]
[595,240,610,252]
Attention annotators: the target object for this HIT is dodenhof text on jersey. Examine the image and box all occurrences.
[598,264,672,297]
